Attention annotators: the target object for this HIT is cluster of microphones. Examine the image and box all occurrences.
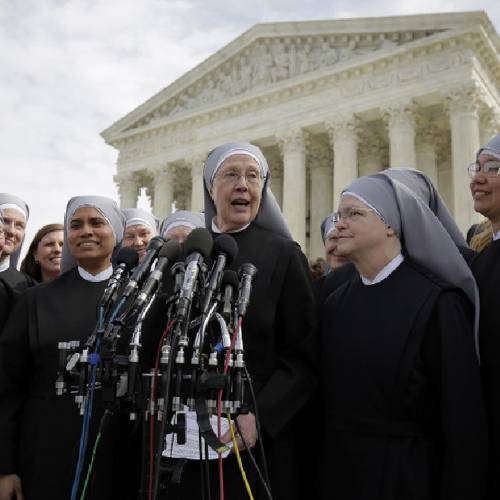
[55,228,257,452]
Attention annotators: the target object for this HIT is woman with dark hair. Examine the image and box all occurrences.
[320,172,486,500]
[0,195,141,500]
[20,223,64,283]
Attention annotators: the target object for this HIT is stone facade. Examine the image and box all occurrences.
[103,11,500,257]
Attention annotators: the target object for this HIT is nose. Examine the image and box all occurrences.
[335,218,348,230]
[234,174,249,190]
[133,235,143,246]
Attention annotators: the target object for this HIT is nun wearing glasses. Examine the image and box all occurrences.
[0,196,141,500]
[469,133,500,499]
[320,173,486,500]
[164,143,317,500]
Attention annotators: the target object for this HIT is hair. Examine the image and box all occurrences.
[469,219,493,253]
[20,223,64,282]
[309,257,328,280]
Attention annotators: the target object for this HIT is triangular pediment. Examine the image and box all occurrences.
[102,11,495,142]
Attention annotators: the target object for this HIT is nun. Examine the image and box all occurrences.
[190,142,317,499]
[469,132,500,498]
[0,193,34,295]
[160,209,205,242]
[320,173,487,499]
[0,196,140,500]
[0,214,12,331]
[122,208,158,262]
[320,215,349,272]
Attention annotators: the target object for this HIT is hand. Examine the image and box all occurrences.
[220,412,257,451]
[0,474,23,500]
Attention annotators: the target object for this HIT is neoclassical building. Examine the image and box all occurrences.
[102,11,500,258]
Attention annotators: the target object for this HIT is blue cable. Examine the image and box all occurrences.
[70,307,104,500]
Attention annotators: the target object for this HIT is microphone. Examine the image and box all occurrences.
[236,263,257,317]
[221,270,239,319]
[120,235,165,302]
[176,228,213,322]
[98,247,139,312]
[201,234,238,314]
[133,240,181,311]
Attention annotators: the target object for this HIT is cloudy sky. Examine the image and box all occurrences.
[2,0,499,257]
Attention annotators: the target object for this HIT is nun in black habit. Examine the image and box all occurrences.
[0,194,34,299]
[0,214,12,332]
[320,173,487,500]
[0,196,140,500]
[163,143,317,499]
[469,133,500,499]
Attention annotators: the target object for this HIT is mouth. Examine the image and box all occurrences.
[78,241,99,248]
[231,198,250,207]
[50,257,61,263]
[472,190,490,199]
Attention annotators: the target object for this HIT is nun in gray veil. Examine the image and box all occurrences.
[0,195,138,500]
[160,210,205,242]
[319,172,487,500]
[0,193,33,294]
[163,142,317,500]
[122,207,158,262]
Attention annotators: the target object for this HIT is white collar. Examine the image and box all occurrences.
[493,230,500,241]
[361,253,404,286]
[77,265,113,282]
[211,218,250,234]
[0,256,10,273]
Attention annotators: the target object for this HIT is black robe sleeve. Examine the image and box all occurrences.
[0,294,32,474]
[254,243,318,438]
[422,290,487,500]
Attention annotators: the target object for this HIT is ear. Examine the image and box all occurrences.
[386,226,396,237]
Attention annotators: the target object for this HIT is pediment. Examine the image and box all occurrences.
[102,11,494,141]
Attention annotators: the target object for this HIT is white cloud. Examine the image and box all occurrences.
[1,0,498,260]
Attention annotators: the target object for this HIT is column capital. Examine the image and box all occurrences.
[185,152,207,170]
[445,84,483,116]
[325,114,358,144]
[152,165,174,183]
[383,100,417,129]
[277,128,306,155]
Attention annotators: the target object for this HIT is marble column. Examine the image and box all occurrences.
[187,154,206,213]
[115,173,139,209]
[153,167,174,219]
[327,115,358,209]
[385,102,417,168]
[447,87,482,232]
[359,144,383,177]
[270,166,283,208]
[310,162,333,259]
[416,131,438,186]
[280,129,307,249]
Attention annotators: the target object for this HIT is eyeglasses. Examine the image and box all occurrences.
[467,160,500,178]
[216,169,263,186]
[332,206,377,224]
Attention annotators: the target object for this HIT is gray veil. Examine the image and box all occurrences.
[61,196,125,273]
[122,208,158,234]
[343,174,480,359]
[477,132,500,160]
[0,193,30,269]
[320,214,336,244]
[203,143,292,240]
[160,210,205,237]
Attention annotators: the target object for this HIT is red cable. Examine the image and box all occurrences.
[217,316,243,500]
[148,319,176,500]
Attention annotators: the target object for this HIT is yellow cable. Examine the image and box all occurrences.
[227,413,254,500]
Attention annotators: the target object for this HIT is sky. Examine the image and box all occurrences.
[1,0,499,259]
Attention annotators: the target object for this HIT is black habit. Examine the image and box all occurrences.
[320,259,486,500]
[167,223,318,500]
[471,238,500,499]
[0,267,140,500]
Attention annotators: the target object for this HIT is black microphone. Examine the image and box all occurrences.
[201,234,238,314]
[133,240,181,311]
[176,228,213,321]
[98,246,139,312]
[120,235,165,302]
[221,270,239,319]
[236,263,257,317]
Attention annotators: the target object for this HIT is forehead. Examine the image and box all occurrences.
[2,207,26,222]
[40,230,64,243]
[219,154,260,171]
[71,206,105,220]
[338,195,369,209]
[125,224,152,234]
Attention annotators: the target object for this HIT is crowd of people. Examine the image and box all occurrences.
[0,133,499,499]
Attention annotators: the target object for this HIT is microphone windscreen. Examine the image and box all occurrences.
[159,240,181,261]
[183,228,213,260]
[221,269,239,289]
[147,235,166,251]
[213,234,238,265]
[116,246,139,269]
